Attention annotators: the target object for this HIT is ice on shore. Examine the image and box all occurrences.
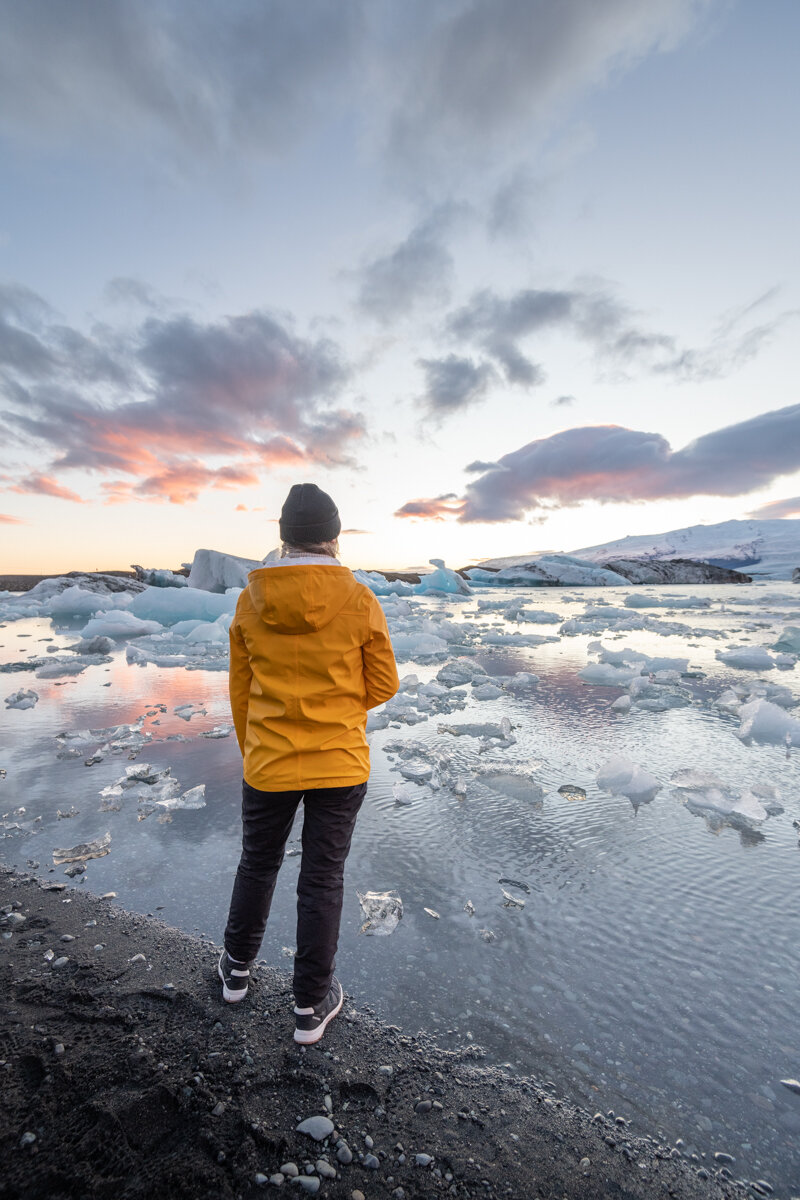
[52,831,111,864]
[186,548,260,593]
[358,890,403,935]
[5,688,38,709]
[596,756,661,803]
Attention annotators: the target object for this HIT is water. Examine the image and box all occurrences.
[2,583,800,1192]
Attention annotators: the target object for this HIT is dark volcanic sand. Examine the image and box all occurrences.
[0,870,753,1200]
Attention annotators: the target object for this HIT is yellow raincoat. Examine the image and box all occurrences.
[228,563,399,791]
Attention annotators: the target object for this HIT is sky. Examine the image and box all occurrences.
[1,0,799,573]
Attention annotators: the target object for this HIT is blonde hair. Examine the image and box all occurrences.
[281,539,340,560]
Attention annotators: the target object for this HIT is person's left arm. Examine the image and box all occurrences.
[228,609,253,756]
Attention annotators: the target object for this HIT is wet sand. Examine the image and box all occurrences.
[1,868,751,1200]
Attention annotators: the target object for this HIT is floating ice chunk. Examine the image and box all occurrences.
[438,717,514,746]
[472,682,503,701]
[611,694,632,711]
[69,635,115,655]
[414,559,471,596]
[737,699,800,744]
[35,654,109,679]
[185,616,231,643]
[714,687,744,715]
[482,631,559,647]
[398,759,434,782]
[127,585,238,626]
[123,763,172,785]
[716,646,779,671]
[596,756,661,803]
[174,703,207,721]
[79,609,163,639]
[623,593,711,609]
[187,548,260,593]
[479,771,545,804]
[392,781,424,806]
[366,710,390,732]
[53,831,111,864]
[670,769,782,826]
[436,659,488,688]
[389,631,449,659]
[501,888,525,908]
[579,663,640,686]
[773,626,800,655]
[201,724,234,739]
[353,569,414,596]
[628,677,691,711]
[557,783,586,801]
[5,688,38,709]
[398,674,419,693]
[501,671,540,692]
[156,784,206,811]
[47,585,133,617]
[358,890,403,935]
[131,565,187,588]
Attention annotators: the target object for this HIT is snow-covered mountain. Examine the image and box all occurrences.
[475,519,800,580]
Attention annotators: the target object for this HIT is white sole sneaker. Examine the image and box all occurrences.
[293,980,344,1044]
[218,950,250,1003]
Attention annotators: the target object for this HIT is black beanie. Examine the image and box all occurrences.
[279,483,341,544]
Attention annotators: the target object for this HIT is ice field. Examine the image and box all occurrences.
[2,568,800,1193]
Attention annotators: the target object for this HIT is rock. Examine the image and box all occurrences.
[211,1101,225,1116]
[4,912,26,928]
[315,1160,336,1179]
[293,1179,320,1194]
[323,1093,333,1113]
[364,1135,373,1150]
[296,1115,334,1141]
[780,1078,800,1095]
[129,953,146,963]
[254,1173,268,1186]
[60,933,75,942]
[363,1154,379,1169]
[53,1043,65,1056]
[351,1192,366,1200]
[268,1175,284,1187]
[714,1151,735,1164]
[415,1099,433,1113]
[280,1163,299,1178]
[335,1142,353,1164]
[579,1157,591,1173]
[52,956,69,969]
[415,1153,434,1166]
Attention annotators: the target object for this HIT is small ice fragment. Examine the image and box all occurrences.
[596,757,661,803]
[464,900,475,916]
[424,907,440,919]
[200,724,234,739]
[610,694,632,712]
[156,784,206,811]
[398,760,433,783]
[5,689,38,709]
[780,1079,800,1095]
[53,832,111,864]
[479,928,496,943]
[357,890,403,935]
[501,889,525,908]
[392,781,420,806]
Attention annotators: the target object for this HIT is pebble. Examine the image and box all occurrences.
[415,1099,433,1113]
[20,1132,36,1147]
[351,1192,366,1200]
[85,920,97,927]
[268,1175,284,1187]
[211,1102,225,1116]
[280,1163,299,1178]
[53,1043,65,1056]
[52,956,69,969]
[93,944,104,951]
[254,1174,269,1187]
[60,933,75,942]
[714,1152,735,1164]
[363,1154,379,1169]
[335,1142,353,1164]
[293,1180,319,1194]
[579,1157,591,1173]
[4,913,26,928]
[296,1116,334,1141]
[415,1153,434,1167]
[364,1135,374,1150]
[315,1160,336,1179]
[129,953,146,963]
[323,1094,333,1113]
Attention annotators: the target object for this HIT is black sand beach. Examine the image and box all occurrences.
[1,868,754,1200]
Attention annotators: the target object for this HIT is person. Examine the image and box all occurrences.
[219,483,399,1044]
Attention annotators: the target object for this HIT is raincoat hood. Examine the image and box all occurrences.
[246,564,361,635]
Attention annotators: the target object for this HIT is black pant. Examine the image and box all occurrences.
[224,779,367,1007]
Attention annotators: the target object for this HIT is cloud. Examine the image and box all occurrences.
[0,512,25,524]
[747,496,800,520]
[396,403,800,523]
[354,209,457,324]
[0,282,365,504]
[394,493,465,521]
[103,277,164,310]
[384,0,709,176]
[10,474,85,502]
[0,0,365,164]
[416,354,496,417]
[444,282,796,389]
[552,394,576,407]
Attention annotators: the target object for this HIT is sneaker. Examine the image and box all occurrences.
[293,977,344,1044]
[218,949,251,1003]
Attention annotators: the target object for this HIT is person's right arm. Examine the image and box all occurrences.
[362,594,399,709]
[228,608,253,755]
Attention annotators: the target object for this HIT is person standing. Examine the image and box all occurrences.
[219,483,399,1044]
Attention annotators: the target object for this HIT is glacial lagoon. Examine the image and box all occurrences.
[2,580,800,1193]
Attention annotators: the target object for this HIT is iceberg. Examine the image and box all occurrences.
[772,626,800,655]
[716,646,780,671]
[353,569,414,596]
[737,698,800,744]
[48,585,134,618]
[466,554,629,588]
[671,768,783,826]
[187,548,260,592]
[414,559,471,596]
[128,586,239,626]
[78,609,163,639]
[131,565,188,588]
